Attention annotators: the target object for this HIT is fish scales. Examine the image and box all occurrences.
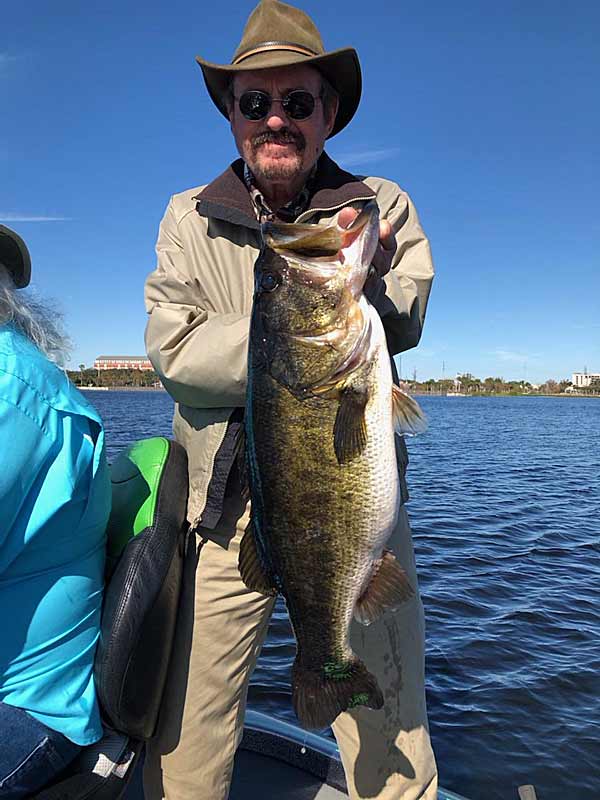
[242,203,425,729]
[249,316,398,650]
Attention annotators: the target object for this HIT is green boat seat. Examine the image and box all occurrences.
[96,436,188,740]
[35,436,189,800]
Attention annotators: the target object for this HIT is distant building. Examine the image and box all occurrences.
[572,372,600,388]
[94,356,153,371]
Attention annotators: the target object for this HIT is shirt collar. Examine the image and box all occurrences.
[194,154,376,230]
[243,162,317,224]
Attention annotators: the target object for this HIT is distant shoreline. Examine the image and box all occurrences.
[80,386,168,392]
[411,391,599,399]
[78,386,599,399]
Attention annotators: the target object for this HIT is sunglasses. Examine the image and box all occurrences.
[237,90,320,121]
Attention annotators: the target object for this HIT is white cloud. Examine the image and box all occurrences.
[0,213,71,222]
[331,147,401,168]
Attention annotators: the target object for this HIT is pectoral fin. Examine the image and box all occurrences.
[333,382,370,465]
[354,551,414,625]
[391,384,428,435]
[239,520,277,597]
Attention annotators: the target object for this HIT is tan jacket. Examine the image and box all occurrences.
[144,155,434,527]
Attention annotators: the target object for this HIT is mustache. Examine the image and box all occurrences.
[251,129,306,151]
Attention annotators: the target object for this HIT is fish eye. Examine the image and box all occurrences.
[260,272,280,292]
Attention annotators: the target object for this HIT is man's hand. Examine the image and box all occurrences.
[338,206,396,303]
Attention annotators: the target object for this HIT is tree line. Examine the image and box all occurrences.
[68,368,161,388]
[67,367,600,395]
[407,373,600,395]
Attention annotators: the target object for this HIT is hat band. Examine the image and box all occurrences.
[233,41,319,65]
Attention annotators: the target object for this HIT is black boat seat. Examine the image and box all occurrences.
[34,436,188,800]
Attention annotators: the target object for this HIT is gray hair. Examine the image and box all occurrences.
[0,265,71,367]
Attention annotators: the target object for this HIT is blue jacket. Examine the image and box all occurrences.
[0,326,110,745]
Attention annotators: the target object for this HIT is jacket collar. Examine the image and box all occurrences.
[194,153,376,230]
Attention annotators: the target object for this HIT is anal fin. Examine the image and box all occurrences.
[239,520,277,597]
[354,551,414,625]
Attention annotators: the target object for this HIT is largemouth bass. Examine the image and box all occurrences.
[241,202,426,730]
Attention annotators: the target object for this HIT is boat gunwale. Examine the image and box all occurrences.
[242,710,470,800]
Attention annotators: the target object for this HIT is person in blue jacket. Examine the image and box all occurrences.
[0,225,110,798]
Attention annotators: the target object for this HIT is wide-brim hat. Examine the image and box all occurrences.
[196,0,361,137]
[0,224,31,288]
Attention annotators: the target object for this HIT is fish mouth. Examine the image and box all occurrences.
[254,203,380,392]
[340,201,379,242]
[338,203,380,287]
[263,201,379,262]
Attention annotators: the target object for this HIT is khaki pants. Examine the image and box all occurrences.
[143,488,438,800]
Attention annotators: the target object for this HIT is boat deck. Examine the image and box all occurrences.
[231,749,346,799]
[124,710,468,800]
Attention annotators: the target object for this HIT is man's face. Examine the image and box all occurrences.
[229,64,337,186]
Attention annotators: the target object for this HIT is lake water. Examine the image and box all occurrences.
[84,390,600,800]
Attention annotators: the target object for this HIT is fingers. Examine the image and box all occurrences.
[379,219,395,251]
[338,207,359,229]
[338,209,393,245]
[372,220,396,278]
[338,207,396,279]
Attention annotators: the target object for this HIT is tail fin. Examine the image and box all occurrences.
[292,658,383,730]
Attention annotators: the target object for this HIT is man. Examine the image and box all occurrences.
[0,225,110,797]
[144,2,437,798]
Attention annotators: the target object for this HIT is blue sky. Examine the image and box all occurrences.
[1,0,598,384]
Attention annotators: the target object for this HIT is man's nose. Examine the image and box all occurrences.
[265,99,289,130]
[265,110,287,130]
